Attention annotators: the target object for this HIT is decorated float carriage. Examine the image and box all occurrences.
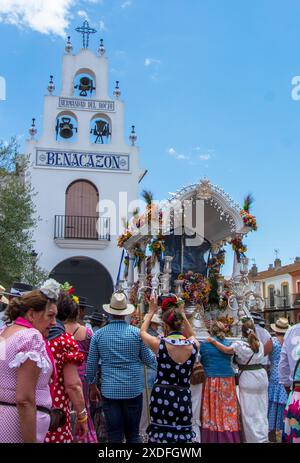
[117,179,263,340]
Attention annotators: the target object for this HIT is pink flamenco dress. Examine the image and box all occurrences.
[45,331,84,443]
[0,324,53,443]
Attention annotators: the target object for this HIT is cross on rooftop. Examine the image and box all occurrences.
[75,20,97,49]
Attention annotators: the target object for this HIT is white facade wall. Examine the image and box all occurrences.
[259,273,293,299]
[25,46,141,284]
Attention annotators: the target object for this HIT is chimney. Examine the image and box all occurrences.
[268,264,274,271]
[249,263,258,277]
[274,258,282,269]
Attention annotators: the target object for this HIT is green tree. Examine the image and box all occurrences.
[0,138,48,287]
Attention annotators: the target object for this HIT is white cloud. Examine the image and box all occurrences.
[199,154,211,161]
[144,58,161,67]
[0,0,76,37]
[121,0,132,8]
[99,19,107,31]
[86,0,104,3]
[77,10,90,22]
[167,147,190,161]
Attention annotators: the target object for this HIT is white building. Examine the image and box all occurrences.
[249,258,300,324]
[25,25,143,309]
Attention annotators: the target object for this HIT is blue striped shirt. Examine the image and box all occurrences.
[85,320,157,399]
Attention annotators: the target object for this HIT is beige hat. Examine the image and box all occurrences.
[103,291,135,316]
[270,317,290,334]
[0,295,9,305]
[151,314,163,326]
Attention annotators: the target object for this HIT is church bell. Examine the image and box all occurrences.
[56,117,77,140]
[75,76,95,97]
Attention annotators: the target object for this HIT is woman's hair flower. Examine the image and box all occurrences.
[161,296,178,312]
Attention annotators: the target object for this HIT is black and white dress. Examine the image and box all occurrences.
[146,336,198,443]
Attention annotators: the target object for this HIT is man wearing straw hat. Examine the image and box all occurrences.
[86,291,157,443]
[265,318,290,442]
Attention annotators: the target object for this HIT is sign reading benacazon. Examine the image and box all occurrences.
[58,97,115,112]
[36,149,129,171]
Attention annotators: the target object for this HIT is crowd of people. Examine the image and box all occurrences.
[0,280,300,444]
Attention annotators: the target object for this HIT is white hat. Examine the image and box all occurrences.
[270,317,290,334]
[103,291,135,316]
[0,295,9,305]
[151,314,163,326]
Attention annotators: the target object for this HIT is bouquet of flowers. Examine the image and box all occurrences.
[240,209,257,230]
[176,271,211,306]
[240,194,257,231]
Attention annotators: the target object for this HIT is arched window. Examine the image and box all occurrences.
[73,69,96,97]
[65,180,99,239]
[56,111,78,142]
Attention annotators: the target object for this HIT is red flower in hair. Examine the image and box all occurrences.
[161,297,177,312]
[67,287,75,295]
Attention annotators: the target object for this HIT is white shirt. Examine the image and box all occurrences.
[255,325,271,366]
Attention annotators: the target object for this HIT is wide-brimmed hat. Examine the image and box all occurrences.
[150,314,163,326]
[250,311,265,327]
[4,282,33,298]
[0,285,9,305]
[103,291,135,316]
[86,311,108,324]
[0,295,9,305]
[270,317,290,334]
[78,296,94,310]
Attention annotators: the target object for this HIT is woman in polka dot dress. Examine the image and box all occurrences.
[45,292,86,443]
[140,296,199,443]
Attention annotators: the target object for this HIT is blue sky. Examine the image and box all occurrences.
[0,0,299,274]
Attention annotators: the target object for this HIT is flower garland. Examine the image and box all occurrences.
[219,281,231,310]
[117,230,132,248]
[149,235,165,264]
[123,254,129,279]
[207,249,226,309]
[134,245,146,271]
[231,237,247,263]
[208,250,225,278]
[176,271,211,306]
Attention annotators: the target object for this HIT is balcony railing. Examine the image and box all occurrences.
[54,215,110,241]
[264,294,300,310]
